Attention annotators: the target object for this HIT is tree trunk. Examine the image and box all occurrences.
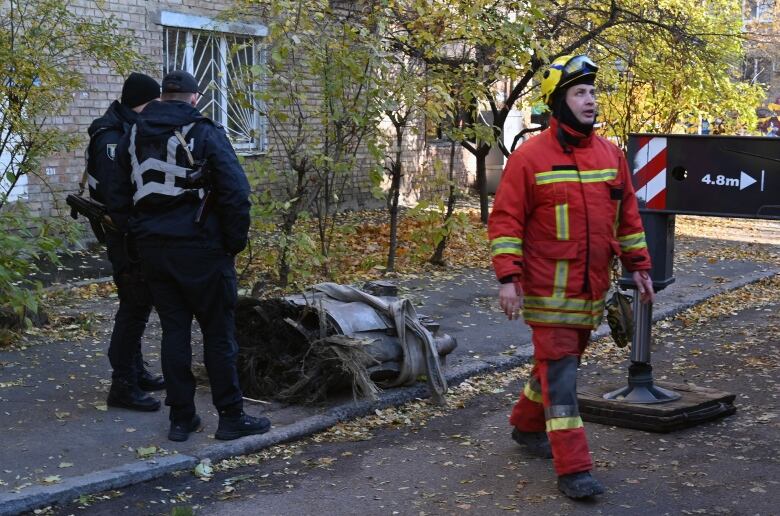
[277,211,298,288]
[386,126,404,272]
[476,148,489,224]
[429,139,457,265]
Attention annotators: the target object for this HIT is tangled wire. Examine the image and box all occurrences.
[234,297,379,404]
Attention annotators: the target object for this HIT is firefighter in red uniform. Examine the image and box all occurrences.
[488,55,655,499]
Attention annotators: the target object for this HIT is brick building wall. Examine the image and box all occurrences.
[27,0,233,217]
[19,0,475,219]
[382,116,475,206]
[743,0,780,134]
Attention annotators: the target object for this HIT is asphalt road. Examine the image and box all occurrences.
[44,279,780,516]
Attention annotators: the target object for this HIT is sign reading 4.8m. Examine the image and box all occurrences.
[700,170,764,190]
[627,134,780,220]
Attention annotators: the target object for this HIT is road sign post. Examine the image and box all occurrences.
[577,133,780,429]
[604,209,679,403]
[602,291,681,403]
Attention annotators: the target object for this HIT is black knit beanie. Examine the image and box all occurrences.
[121,73,161,108]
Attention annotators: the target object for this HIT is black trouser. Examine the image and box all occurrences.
[137,243,243,422]
[106,234,152,382]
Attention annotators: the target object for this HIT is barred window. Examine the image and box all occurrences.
[163,26,266,153]
[0,118,28,203]
[743,57,772,84]
[746,0,774,22]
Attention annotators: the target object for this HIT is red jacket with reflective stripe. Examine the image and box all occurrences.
[488,118,652,329]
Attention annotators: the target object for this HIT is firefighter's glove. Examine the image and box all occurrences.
[499,279,524,320]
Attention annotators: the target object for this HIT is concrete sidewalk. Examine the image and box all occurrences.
[0,253,778,515]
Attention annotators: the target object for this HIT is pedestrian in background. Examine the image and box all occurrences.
[87,72,164,412]
[108,70,270,442]
[488,55,655,499]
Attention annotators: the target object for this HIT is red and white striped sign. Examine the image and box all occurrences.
[632,136,667,210]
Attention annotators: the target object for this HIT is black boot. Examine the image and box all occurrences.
[107,379,160,412]
[137,365,165,392]
[511,428,553,459]
[557,471,604,499]
[215,412,271,441]
[168,414,202,442]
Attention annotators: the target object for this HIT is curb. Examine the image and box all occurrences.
[1,269,776,515]
[0,455,197,516]
[41,277,114,293]
[0,356,531,516]
[197,353,532,465]
[651,269,777,321]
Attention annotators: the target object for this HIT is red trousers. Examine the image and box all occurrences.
[509,326,592,476]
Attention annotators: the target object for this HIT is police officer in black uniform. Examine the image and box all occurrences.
[87,72,165,412]
[108,70,270,442]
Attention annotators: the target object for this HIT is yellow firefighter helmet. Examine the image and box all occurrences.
[540,54,599,106]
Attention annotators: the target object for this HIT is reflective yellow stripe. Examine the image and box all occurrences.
[524,296,605,313]
[623,242,647,252]
[523,382,543,403]
[535,169,617,185]
[618,231,644,242]
[553,260,568,298]
[553,203,569,299]
[555,204,569,240]
[619,232,647,251]
[579,168,618,183]
[536,170,578,185]
[491,236,523,257]
[546,416,584,432]
[524,308,603,327]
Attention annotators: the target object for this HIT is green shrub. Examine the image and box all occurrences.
[0,206,79,329]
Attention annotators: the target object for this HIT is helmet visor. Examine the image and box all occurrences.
[563,55,598,77]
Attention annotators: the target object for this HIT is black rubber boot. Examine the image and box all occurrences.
[168,414,202,442]
[511,428,553,459]
[557,471,605,499]
[215,413,271,441]
[137,365,165,392]
[107,379,161,412]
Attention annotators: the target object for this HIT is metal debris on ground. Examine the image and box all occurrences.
[234,281,457,404]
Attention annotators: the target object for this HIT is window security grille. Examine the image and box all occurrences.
[743,57,772,84]
[0,123,28,202]
[163,27,266,153]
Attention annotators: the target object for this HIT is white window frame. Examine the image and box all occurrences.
[757,0,773,21]
[0,108,28,203]
[747,0,774,22]
[158,11,268,154]
[745,56,772,84]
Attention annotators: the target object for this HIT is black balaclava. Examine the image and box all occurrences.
[550,74,596,136]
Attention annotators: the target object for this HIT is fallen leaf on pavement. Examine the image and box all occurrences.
[135,446,157,459]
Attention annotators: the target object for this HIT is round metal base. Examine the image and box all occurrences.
[603,383,682,404]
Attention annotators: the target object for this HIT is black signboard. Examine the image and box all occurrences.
[627,134,780,219]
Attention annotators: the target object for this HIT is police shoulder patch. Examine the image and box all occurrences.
[106,144,117,161]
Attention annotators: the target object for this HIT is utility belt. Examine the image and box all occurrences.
[134,235,223,250]
[133,191,201,213]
